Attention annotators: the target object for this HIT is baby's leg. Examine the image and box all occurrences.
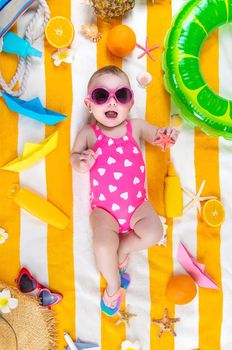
[118,201,163,264]
[90,208,121,296]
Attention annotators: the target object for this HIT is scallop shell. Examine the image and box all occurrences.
[81,24,102,42]
[136,71,152,88]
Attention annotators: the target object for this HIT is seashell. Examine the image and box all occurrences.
[81,24,102,42]
[136,71,152,88]
[171,113,184,128]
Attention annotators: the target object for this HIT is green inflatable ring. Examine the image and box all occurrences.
[163,0,232,140]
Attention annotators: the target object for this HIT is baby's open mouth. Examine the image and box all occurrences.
[105,111,118,118]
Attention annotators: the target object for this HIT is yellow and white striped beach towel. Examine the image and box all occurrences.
[0,1,232,349]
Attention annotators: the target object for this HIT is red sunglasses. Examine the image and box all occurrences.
[15,268,62,307]
[87,86,134,105]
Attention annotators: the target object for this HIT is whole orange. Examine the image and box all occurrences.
[166,274,197,305]
[107,24,136,57]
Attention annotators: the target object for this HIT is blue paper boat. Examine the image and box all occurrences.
[66,339,99,350]
[2,93,67,125]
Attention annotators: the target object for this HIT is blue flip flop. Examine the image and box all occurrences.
[120,271,130,290]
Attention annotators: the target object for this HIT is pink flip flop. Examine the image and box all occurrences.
[101,287,125,316]
[119,255,129,274]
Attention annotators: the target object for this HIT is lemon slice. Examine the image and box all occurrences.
[202,199,225,227]
[45,16,74,49]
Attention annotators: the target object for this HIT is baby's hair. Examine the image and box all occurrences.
[87,65,130,91]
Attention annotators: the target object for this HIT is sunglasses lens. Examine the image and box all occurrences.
[91,88,109,105]
[39,290,59,307]
[19,273,36,292]
[115,88,132,104]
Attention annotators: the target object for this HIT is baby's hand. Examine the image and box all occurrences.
[153,127,180,151]
[79,149,97,172]
[159,127,180,142]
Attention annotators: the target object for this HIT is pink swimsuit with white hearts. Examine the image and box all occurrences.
[90,120,147,233]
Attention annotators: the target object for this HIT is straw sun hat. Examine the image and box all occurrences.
[0,280,57,350]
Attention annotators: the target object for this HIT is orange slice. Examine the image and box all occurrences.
[202,199,225,227]
[45,16,74,49]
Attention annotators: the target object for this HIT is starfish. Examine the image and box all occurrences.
[153,129,175,151]
[182,180,217,213]
[136,37,159,61]
[115,305,137,327]
[152,308,180,338]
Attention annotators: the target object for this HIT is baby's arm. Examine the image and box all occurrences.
[135,119,159,144]
[70,126,97,173]
[133,119,179,146]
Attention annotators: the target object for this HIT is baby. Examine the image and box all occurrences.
[70,65,179,316]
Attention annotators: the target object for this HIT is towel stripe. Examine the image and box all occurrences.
[96,17,126,350]
[123,3,151,348]
[16,11,48,285]
[146,2,174,349]
[70,1,101,346]
[171,123,199,349]
[171,1,199,348]
[0,39,20,283]
[44,1,75,349]
[195,30,223,350]
[97,19,122,70]
[219,25,232,349]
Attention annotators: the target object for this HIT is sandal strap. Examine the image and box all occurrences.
[118,255,129,271]
[103,288,125,308]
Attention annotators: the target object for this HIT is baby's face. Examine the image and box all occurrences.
[85,73,134,128]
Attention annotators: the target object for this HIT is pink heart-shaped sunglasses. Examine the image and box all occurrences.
[15,267,62,307]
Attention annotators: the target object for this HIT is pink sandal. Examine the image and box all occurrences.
[101,287,125,316]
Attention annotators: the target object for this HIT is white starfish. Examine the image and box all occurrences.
[182,180,217,213]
